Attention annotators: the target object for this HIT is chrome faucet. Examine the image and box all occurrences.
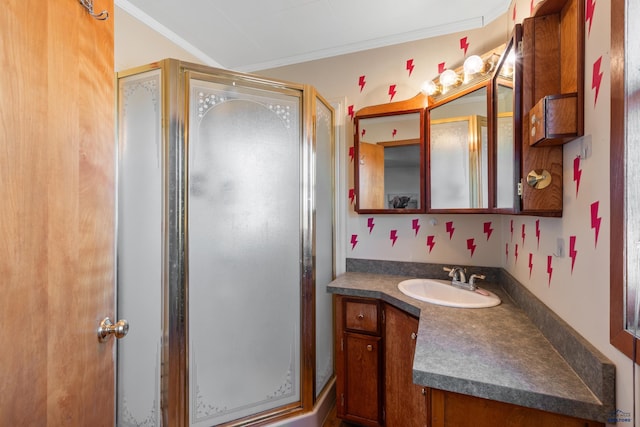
[443,266,466,286]
[443,267,486,291]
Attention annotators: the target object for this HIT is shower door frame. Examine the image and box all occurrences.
[118,59,334,426]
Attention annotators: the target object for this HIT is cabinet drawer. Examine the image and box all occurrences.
[344,299,380,334]
[529,93,578,146]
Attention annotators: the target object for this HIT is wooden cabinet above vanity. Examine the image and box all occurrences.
[520,0,585,215]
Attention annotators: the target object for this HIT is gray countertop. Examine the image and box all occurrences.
[328,271,609,423]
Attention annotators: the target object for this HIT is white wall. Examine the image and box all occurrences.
[116,1,636,424]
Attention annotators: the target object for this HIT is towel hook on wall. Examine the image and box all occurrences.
[78,0,109,21]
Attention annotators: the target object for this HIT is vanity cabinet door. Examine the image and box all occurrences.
[335,296,383,426]
[342,333,383,425]
[384,304,428,427]
[430,389,604,427]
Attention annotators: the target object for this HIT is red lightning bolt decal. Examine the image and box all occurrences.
[512,4,517,21]
[390,230,398,246]
[368,217,375,234]
[438,62,446,74]
[460,37,469,55]
[535,220,541,249]
[412,219,421,236]
[529,253,534,278]
[467,238,477,257]
[522,224,526,246]
[348,188,355,205]
[586,0,596,36]
[592,56,603,107]
[591,201,602,247]
[388,84,397,102]
[348,105,355,121]
[569,235,578,273]
[515,244,519,263]
[547,256,553,286]
[406,59,415,76]
[573,156,582,197]
[484,221,493,241]
[510,220,514,241]
[349,146,354,162]
[361,128,366,139]
[350,234,358,250]
[358,75,366,92]
[392,128,397,139]
[446,221,455,240]
[427,235,436,253]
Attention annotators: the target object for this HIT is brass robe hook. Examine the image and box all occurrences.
[78,0,109,21]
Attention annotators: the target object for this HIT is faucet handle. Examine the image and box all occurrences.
[443,266,457,279]
[469,274,486,286]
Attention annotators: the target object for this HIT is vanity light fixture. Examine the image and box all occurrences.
[422,45,505,102]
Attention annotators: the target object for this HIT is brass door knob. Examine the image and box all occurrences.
[98,317,129,342]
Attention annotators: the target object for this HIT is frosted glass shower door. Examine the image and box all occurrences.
[315,97,334,397]
[188,78,302,426]
[116,70,163,427]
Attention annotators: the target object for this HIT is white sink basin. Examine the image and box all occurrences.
[398,278,501,308]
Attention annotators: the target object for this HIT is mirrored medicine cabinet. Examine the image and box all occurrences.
[354,93,427,213]
[354,43,519,214]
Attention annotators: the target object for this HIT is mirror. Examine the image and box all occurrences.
[428,84,489,210]
[493,25,522,212]
[355,94,427,213]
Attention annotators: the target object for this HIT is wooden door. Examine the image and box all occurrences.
[0,1,116,425]
[384,304,428,427]
[358,142,385,209]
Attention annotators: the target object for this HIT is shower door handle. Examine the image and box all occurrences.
[97,317,129,342]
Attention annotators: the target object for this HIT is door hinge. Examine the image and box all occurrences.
[517,180,523,198]
[382,308,385,324]
[341,337,344,352]
[341,393,344,407]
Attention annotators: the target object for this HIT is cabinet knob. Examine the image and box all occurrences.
[411,332,418,340]
[366,344,373,351]
[357,314,365,320]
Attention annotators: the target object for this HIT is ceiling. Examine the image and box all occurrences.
[115,0,511,72]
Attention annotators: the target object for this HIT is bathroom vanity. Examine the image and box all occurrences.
[329,261,614,427]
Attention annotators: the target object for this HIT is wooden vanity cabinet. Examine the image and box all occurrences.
[383,303,428,427]
[335,296,428,426]
[335,296,604,427]
[335,296,383,426]
[430,389,604,427]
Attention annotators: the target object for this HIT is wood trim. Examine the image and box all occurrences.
[355,92,428,117]
[610,0,640,363]
[377,138,420,147]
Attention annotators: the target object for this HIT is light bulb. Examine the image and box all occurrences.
[421,80,439,95]
[463,55,484,75]
[440,69,458,87]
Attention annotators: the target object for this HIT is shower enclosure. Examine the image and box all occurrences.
[116,60,335,426]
